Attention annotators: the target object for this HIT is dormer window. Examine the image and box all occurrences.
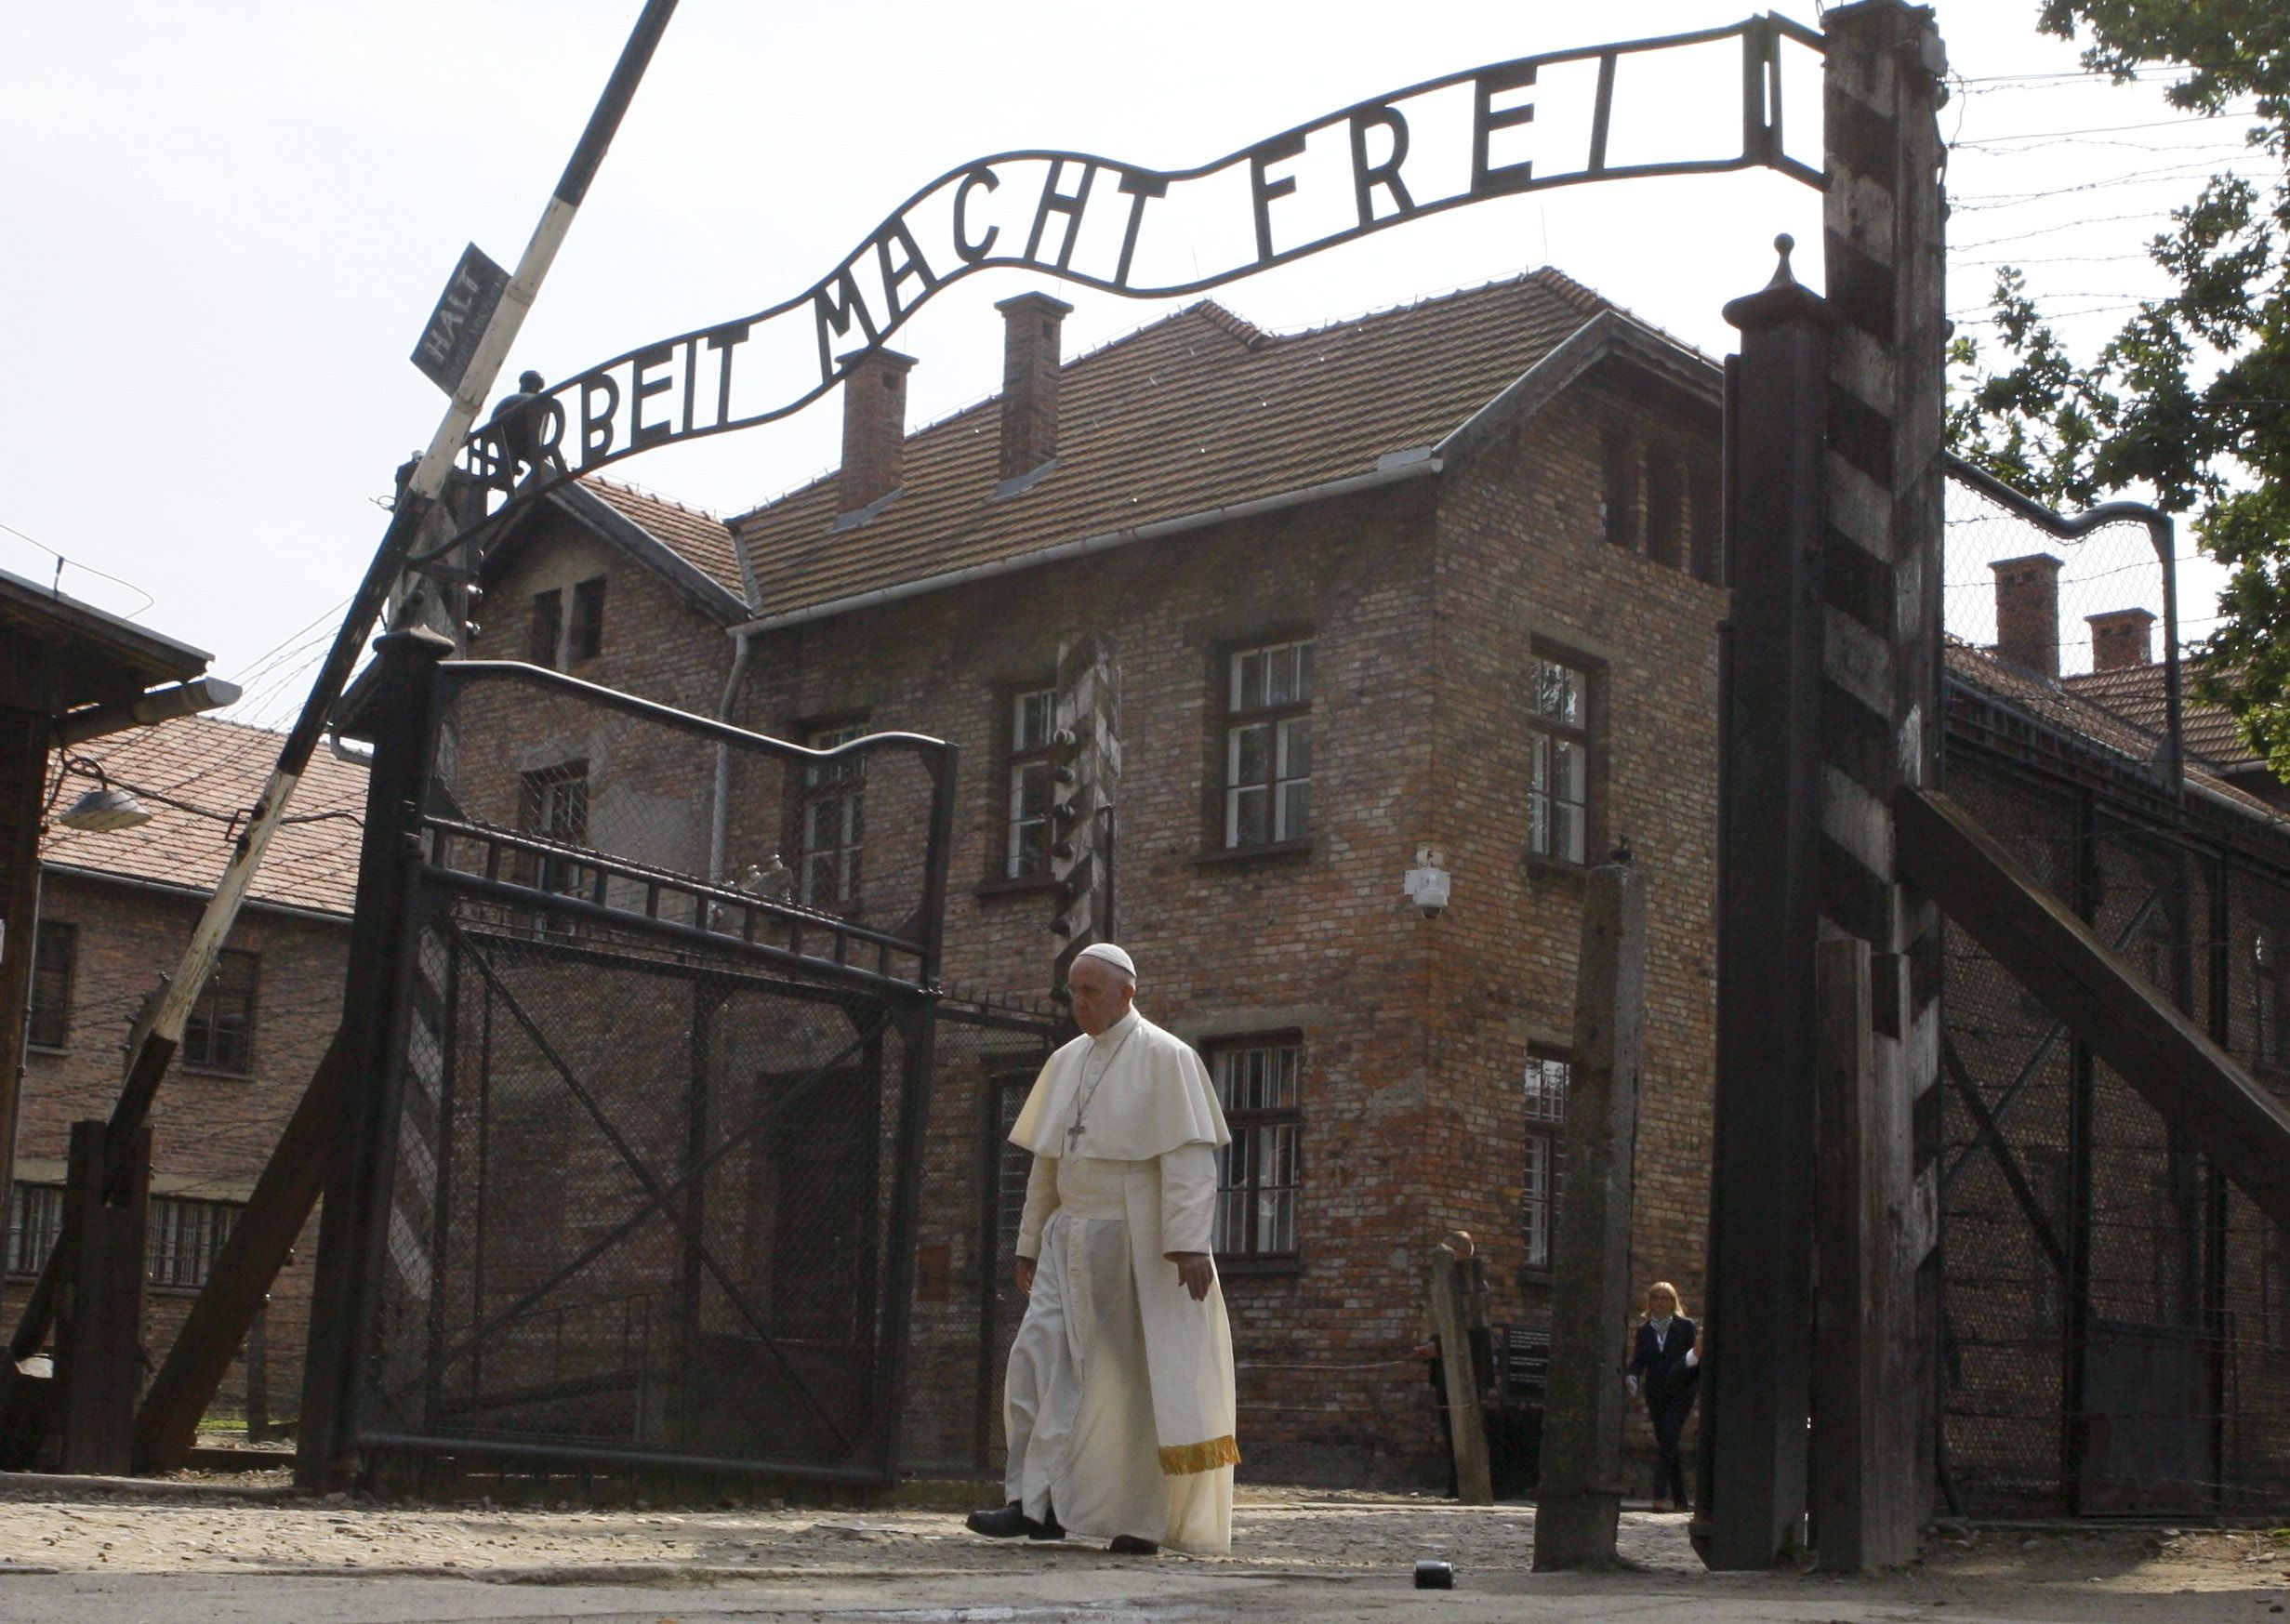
[526,576,606,668]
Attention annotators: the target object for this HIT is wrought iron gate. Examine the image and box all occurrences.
[311,639,960,1485]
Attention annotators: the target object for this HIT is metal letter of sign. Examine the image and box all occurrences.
[1049,634,1120,997]
[411,244,512,397]
[456,16,1823,515]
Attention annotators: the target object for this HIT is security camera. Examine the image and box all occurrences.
[1403,846,1450,919]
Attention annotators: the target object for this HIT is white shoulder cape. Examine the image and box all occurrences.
[1009,1011,1229,1161]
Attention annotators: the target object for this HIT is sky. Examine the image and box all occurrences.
[5,1,2275,727]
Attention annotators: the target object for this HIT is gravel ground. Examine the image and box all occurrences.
[3,1473,2289,1606]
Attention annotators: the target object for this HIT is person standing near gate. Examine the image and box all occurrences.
[965,943,1239,1556]
[1624,1280,1701,1512]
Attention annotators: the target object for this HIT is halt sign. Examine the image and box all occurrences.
[411,243,511,395]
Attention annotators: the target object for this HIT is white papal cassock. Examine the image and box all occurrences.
[1003,1007,1238,1554]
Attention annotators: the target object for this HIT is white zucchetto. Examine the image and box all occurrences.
[1074,942,1137,977]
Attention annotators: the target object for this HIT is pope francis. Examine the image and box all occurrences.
[964,942,1239,1556]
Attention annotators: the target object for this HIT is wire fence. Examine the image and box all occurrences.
[344,660,973,1484]
[1936,465,2290,1518]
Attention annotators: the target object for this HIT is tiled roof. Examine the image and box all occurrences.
[734,270,1627,621]
[581,478,748,604]
[43,714,368,918]
[2062,660,2265,773]
[1949,640,2284,823]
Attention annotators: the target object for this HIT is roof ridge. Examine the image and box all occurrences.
[582,473,728,524]
[1188,299,1268,350]
[1527,264,1613,318]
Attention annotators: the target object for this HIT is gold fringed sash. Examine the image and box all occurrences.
[1158,1434,1241,1476]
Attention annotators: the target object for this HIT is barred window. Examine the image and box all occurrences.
[800,721,867,910]
[1528,657,1591,865]
[1210,1038,1301,1260]
[1224,639,1313,850]
[1004,687,1058,879]
[1523,1054,1570,1270]
[147,1195,240,1290]
[181,949,258,1075]
[6,1183,63,1276]
[517,760,591,904]
[27,918,75,1050]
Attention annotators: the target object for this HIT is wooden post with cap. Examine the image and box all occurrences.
[1534,855,1648,1566]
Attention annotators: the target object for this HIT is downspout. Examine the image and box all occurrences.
[708,627,754,886]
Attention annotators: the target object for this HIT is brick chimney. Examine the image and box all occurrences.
[1992,553,2064,679]
[837,347,916,515]
[995,291,1073,484]
[2087,607,2157,672]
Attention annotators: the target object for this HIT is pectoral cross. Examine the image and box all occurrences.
[1066,1122,1087,1151]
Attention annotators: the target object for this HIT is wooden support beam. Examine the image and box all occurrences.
[132,1027,349,1472]
[1535,860,1648,1568]
[0,709,48,1244]
[1812,939,1923,1570]
[1899,785,2290,1230]
[1426,1248,1492,1506]
[57,1119,150,1475]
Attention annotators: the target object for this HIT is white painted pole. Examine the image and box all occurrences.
[7,0,682,1366]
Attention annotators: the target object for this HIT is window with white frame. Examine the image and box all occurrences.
[800,721,867,909]
[1522,1054,1570,1269]
[181,949,259,1075]
[1528,656,1591,865]
[6,1182,63,1276]
[1224,638,1313,850]
[147,1195,241,1290]
[1003,686,1057,879]
[1210,1038,1302,1260]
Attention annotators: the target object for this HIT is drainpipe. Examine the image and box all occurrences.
[708,628,754,887]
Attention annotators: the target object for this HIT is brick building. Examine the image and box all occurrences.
[1983,546,2286,810]
[461,270,1732,1484]
[5,714,365,1426]
[395,256,2290,1506]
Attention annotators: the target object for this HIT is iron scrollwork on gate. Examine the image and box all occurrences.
[453,16,1824,506]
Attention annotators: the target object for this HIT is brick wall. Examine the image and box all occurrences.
[724,373,1728,1485]
[732,480,1441,1481]
[432,368,1730,1490]
[4,872,347,1422]
[1430,382,1726,1488]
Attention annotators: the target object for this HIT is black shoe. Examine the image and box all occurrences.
[965,1500,1065,1540]
[1107,1535,1159,1555]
